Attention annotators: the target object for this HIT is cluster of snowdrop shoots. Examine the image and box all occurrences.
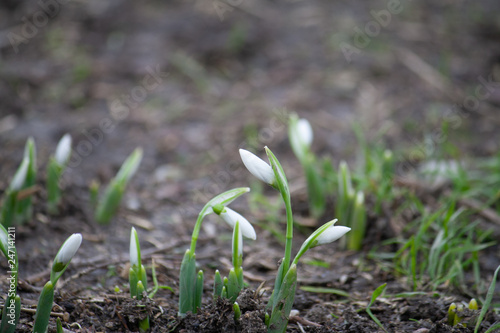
[178,142,350,333]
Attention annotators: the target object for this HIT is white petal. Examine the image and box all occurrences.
[10,158,29,191]
[297,118,313,147]
[130,227,139,267]
[239,149,275,185]
[55,134,72,165]
[55,233,82,266]
[315,226,350,245]
[220,207,257,240]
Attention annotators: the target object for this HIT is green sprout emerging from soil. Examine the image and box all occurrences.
[33,233,82,333]
[1,138,36,227]
[178,187,251,316]
[94,147,143,224]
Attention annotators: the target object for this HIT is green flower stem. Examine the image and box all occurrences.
[190,211,207,254]
[282,196,293,280]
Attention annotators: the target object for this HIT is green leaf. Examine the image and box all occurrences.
[201,187,250,218]
[299,286,349,297]
[474,265,500,333]
[129,267,138,298]
[33,281,55,333]
[136,280,145,300]
[268,264,298,333]
[227,268,241,303]
[56,317,63,333]
[94,180,125,224]
[194,270,204,311]
[366,283,388,333]
[115,148,143,184]
[213,270,223,300]
[178,250,196,316]
[0,294,20,333]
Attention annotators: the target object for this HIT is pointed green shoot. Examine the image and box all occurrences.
[194,270,204,311]
[474,265,500,333]
[227,268,240,303]
[15,137,36,224]
[268,264,298,333]
[33,281,55,333]
[366,283,388,333]
[1,158,29,227]
[178,249,197,316]
[347,191,366,251]
[233,302,242,321]
[95,148,143,224]
[213,270,223,300]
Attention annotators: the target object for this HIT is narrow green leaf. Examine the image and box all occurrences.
[227,268,240,303]
[299,286,349,297]
[136,280,145,300]
[194,270,204,311]
[129,267,138,298]
[178,250,196,316]
[115,148,143,184]
[33,281,55,333]
[366,283,388,333]
[56,317,63,333]
[213,270,223,300]
[95,180,125,224]
[474,265,500,333]
[268,264,298,333]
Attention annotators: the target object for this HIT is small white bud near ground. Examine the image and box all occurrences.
[239,149,275,185]
[54,233,82,266]
[130,227,139,268]
[296,118,313,148]
[55,134,72,165]
[10,158,29,191]
[220,207,257,240]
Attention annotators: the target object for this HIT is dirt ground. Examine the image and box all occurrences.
[1,0,500,332]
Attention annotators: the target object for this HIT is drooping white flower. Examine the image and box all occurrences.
[54,233,82,266]
[55,134,72,165]
[130,227,139,268]
[314,225,351,246]
[296,118,313,148]
[239,149,275,185]
[219,207,256,240]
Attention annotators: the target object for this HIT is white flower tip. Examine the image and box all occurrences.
[316,226,350,246]
[220,207,257,240]
[296,118,313,147]
[55,134,72,165]
[56,233,82,265]
[10,158,29,191]
[130,227,139,267]
[239,149,275,185]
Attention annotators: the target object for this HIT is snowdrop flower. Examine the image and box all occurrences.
[54,134,72,165]
[54,233,82,267]
[295,118,313,148]
[239,149,275,185]
[219,207,256,240]
[314,225,351,247]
